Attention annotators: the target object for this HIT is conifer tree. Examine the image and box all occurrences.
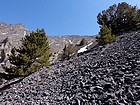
[97,2,140,34]
[2,29,51,77]
[98,26,116,45]
[77,38,87,46]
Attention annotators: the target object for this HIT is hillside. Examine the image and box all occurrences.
[0,22,95,71]
[0,31,139,104]
[0,22,95,53]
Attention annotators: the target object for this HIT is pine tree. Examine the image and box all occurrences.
[98,26,116,45]
[2,29,51,77]
[97,2,140,34]
[77,38,87,46]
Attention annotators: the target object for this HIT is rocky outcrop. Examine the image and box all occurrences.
[0,31,139,104]
[0,23,29,72]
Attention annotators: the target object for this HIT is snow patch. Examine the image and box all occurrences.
[87,42,93,47]
[24,31,26,36]
[2,32,7,35]
[69,40,72,44]
[78,46,87,53]
[77,42,93,53]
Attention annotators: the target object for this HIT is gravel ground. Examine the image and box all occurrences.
[0,31,140,105]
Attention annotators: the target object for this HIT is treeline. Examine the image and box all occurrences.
[60,2,140,60]
[96,2,140,45]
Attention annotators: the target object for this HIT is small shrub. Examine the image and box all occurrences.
[77,38,87,46]
[98,26,116,45]
[59,44,77,61]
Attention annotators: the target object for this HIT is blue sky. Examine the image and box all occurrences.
[0,0,140,36]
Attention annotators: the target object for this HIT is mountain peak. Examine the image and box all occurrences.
[0,22,26,34]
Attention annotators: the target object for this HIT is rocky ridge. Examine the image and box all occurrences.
[0,22,95,70]
[0,31,139,104]
[48,35,95,53]
[0,22,29,71]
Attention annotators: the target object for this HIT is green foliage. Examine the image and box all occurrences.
[97,26,116,45]
[97,2,140,34]
[3,29,51,77]
[59,44,77,61]
[77,38,87,46]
